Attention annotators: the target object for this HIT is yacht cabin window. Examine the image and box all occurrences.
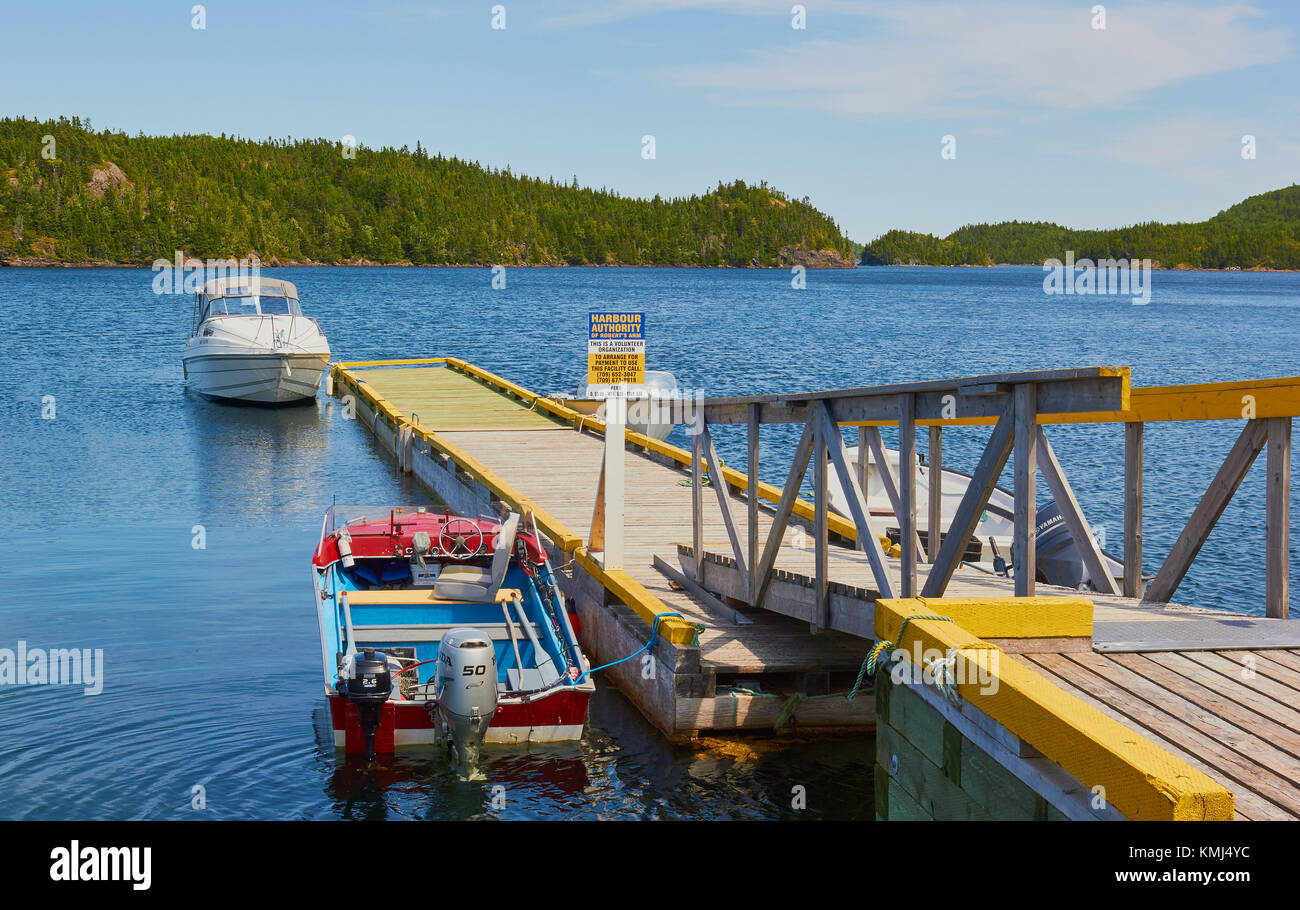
[202,293,302,320]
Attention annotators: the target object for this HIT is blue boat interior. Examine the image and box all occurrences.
[317,560,582,694]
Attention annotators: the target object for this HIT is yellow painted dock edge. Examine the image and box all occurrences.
[876,597,1234,821]
[329,359,700,647]
[905,596,1093,640]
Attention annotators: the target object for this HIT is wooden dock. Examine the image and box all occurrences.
[329,357,1300,820]
[330,359,877,737]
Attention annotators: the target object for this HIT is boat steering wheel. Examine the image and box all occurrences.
[438,518,485,560]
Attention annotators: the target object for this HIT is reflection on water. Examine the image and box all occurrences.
[314,689,873,821]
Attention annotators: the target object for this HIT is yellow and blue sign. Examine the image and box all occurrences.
[588,312,645,391]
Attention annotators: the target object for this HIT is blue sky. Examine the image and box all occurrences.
[3,0,1298,242]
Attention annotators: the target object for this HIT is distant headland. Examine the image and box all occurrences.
[858,185,1300,270]
[0,116,855,270]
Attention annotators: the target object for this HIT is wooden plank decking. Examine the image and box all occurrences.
[1018,650,1300,820]
[350,364,874,680]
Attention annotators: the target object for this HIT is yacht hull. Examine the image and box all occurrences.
[184,352,327,403]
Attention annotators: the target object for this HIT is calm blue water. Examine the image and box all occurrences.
[0,265,1295,819]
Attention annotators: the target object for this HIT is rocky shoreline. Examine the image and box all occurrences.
[2,246,858,270]
[860,260,1300,272]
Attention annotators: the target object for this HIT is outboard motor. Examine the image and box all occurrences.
[434,629,499,767]
[340,648,392,761]
[1034,499,1120,590]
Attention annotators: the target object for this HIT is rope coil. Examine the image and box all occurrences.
[848,613,955,700]
[926,642,1001,705]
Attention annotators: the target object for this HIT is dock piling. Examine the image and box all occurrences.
[1123,421,1144,599]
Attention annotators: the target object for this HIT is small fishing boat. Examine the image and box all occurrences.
[183,277,330,404]
[312,505,593,763]
[551,370,681,441]
[828,444,1126,590]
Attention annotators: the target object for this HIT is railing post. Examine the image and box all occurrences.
[1013,383,1037,596]
[747,403,760,601]
[813,407,830,630]
[603,395,625,570]
[692,408,704,580]
[928,425,943,563]
[899,394,918,597]
[1124,421,1144,599]
[1266,416,1291,618]
[858,426,870,503]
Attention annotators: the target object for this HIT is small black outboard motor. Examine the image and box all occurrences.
[1034,499,1115,590]
[340,648,392,761]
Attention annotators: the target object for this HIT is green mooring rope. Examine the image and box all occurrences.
[847,613,955,700]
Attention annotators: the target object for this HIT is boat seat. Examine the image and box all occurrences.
[352,621,538,643]
[341,587,522,606]
[435,513,520,603]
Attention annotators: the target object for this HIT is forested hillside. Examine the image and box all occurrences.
[0,116,854,267]
[860,186,1300,269]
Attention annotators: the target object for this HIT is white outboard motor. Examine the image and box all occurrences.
[434,628,499,766]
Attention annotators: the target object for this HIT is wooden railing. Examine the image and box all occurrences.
[679,369,1298,621]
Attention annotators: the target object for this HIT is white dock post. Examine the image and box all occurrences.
[603,395,626,571]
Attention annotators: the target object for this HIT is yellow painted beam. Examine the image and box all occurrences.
[338,357,449,369]
[439,359,864,540]
[573,549,701,646]
[874,597,1234,820]
[1052,376,1300,424]
[873,596,1094,640]
[418,427,584,554]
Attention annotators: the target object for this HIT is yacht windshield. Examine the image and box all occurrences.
[203,294,302,318]
[257,296,302,315]
[205,297,259,318]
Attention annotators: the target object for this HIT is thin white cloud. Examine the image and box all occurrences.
[656,2,1290,117]
[1045,114,1300,187]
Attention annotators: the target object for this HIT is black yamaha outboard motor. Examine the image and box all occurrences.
[1034,499,1122,590]
[1034,501,1085,588]
[340,648,392,761]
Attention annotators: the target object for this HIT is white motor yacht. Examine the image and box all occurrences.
[183,277,331,404]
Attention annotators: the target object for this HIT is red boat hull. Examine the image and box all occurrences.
[328,688,592,752]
